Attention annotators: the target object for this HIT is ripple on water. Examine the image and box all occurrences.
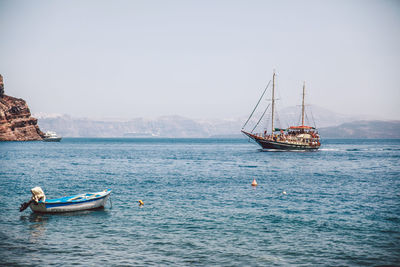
[0,138,399,266]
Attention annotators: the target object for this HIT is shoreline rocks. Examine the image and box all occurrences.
[0,74,44,141]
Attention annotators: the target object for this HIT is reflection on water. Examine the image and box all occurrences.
[18,208,110,243]
[20,213,49,242]
[49,207,111,218]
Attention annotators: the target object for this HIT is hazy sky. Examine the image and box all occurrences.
[0,0,399,120]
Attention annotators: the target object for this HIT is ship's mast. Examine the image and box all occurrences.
[271,71,276,133]
[302,81,305,127]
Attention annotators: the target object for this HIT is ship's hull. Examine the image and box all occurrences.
[242,131,320,151]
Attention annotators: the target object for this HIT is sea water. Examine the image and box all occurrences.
[0,138,399,266]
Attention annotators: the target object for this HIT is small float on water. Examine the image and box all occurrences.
[43,131,62,142]
[19,187,111,213]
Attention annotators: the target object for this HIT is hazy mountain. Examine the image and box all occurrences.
[34,108,398,138]
[36,114,221,138]
[319,120,400,139]
[275,105,375,128]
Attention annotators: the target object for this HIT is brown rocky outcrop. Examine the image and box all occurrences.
[0,74,4,97]
[0,74,44,141]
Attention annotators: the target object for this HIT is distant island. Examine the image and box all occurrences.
[36,113,400,139]
[0,74,44,141]
[319,120,400,139]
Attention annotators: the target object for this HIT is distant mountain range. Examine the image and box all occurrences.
[319,120,400,139]
[35,114,240,138]
[278,105,376,128]
[34,107,399,139]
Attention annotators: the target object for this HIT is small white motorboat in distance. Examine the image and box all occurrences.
[20,187,112,213]
[43,131,62,142]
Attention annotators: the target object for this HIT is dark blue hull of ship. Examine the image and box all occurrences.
[242,131,320,151]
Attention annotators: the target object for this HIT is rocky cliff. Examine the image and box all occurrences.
[0,75,44,141]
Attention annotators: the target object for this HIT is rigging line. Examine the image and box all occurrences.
[297,107,302,126]
[265,114,270,132]
[251,103,270,133]
[310,106,317,128]
[275,106,281,129]
[305,111,310,126]
[242,80,271,129]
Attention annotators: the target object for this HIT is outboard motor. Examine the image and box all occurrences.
[31,187,46,203]
[19,187,46,212]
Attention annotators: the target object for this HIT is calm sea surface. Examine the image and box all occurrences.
[0,138,399,266]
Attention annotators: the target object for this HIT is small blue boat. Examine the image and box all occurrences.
[26,189,112,213]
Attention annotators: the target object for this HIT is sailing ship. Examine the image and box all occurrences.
[241,71,320,151]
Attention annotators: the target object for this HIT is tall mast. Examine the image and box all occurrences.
[271,71,275,133]
[301,81,305,127]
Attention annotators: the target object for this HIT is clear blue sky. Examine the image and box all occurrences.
[0,0,399,119]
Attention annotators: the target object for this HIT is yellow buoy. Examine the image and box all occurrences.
[138,200,144,206]
[251,178,258,186]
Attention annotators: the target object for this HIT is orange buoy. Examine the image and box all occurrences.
[251,178,258,186]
